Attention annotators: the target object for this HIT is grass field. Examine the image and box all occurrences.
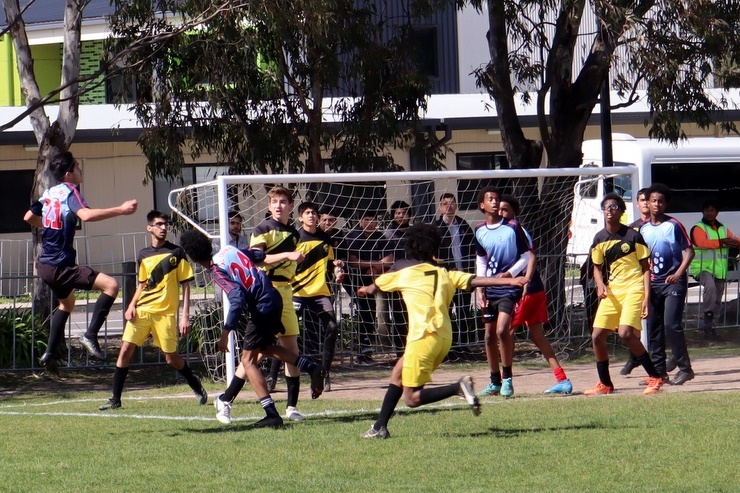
[2,369,739,493]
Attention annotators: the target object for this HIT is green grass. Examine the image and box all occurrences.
[1,380,739,493]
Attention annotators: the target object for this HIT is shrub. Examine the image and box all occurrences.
[0,307,47,368]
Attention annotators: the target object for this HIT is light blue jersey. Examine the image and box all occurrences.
[640,216,692,285]
[474,218,529,299]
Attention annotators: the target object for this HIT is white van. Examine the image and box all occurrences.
[568,133,740,265]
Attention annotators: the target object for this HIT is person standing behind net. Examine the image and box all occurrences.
[179,229,325,428]
[689,199,740,341]
[292,202,345,392]
[498,195,572,394]
[585,193,665,396]
[474,187,531,399]
[359,223,527,439]
[99,210,206,410]
[24,151,138,367]
[640,183,695,386]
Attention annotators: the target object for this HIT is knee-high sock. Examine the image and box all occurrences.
[86,293,115,338]
[47,309,70,354]
[375,384,403,429]
[177,362,202,391]
[418,383,459,405]
[221,376,246,403]
[111,366,129,401]
[286,376,300,407]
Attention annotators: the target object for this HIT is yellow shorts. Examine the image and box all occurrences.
[594,287,644,331]
[122,311,178,354]
[275,283,300,337]
[401,333,452,388]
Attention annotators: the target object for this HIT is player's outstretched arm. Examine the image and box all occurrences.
[471,276,527,288]
[77,199,138,222]
[357,284,378,297]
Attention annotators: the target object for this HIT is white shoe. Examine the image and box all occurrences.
[285,406,305,421]
[214,395,232,424]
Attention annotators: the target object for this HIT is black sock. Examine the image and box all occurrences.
[259,395,279,417]
[286,376,300,407]
[269,358,281,381]
[111,366,129,401]
[638,352,659,378]
[502,365,513,380]
[490,372,501,385]
[596,360,613,388]
[375,384,403,429]
[177,362,202,391]
[221,376,246,403]
[47,309,70,355]
[86,293,115,338]
[628,351,639,363]
[418,383,459,406]
[294,355,317,374]
[322,319,338,371]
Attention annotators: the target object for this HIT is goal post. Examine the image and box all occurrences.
[169,166,637,383]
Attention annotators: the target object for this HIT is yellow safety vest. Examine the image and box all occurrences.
[689,222,729,279]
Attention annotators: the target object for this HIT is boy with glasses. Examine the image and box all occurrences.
[99,211,206,410]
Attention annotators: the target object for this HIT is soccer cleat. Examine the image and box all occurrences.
[544,379,573,394]
[39,352,53,366]
[620,359,640,376]
[458,376,481,416]
[584,382,614,395]
[324,373,332,392]
[285,406,305,421]
[476,382,502,397]
[671,369,695,386]
[643,376,666,395]
[214,395,232,424]
[310,365,326,399]
[253,415,284,429]
[361,425,390,439]
[79,334,105,360]
[99,398,121,411]
[500,377,514,398]
[194,384,208,405]
[639,374,669,386]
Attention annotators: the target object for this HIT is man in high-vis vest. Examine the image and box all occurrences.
[689,200,740,340]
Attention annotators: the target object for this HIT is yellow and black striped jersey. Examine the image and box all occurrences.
[135,241,194,314]
[292,228,335,298]
[590,225,650,293]
[374,259,475,342]
[250,218,300,283]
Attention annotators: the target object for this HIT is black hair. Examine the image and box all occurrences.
[646,183,672,204]
[636,188,649,199]
[146,210,169,224]
[601,192,626,210]
[702,199,719,211]
[298,201,320,215]
[49,151,76,182]
[357,209,377,220]
[477,186,501,206]
[229,211,243,221]
[500,194,520,216]
[180,229,214,263]
[403,223,441,262]
[390,200,410,211]
[439,192,455,202]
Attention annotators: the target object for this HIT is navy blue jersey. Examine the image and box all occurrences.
[474,218,530,299]
[520,227,545,294]
[210,245,281,331]
[30,183,88,267]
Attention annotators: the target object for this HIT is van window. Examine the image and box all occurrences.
[651,162,740,213]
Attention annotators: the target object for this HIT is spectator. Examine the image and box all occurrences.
[432,193,477,357]
[689,200,740,340]
[344,210,394,363]
[379,200,410,355]
[214,211,249,250]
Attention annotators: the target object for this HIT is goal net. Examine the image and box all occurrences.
[169,166,636,382]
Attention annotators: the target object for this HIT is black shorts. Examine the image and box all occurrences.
[36,263,98,299]
[241,311,285,351]
[292,295,335,316]
[482,296,517,323]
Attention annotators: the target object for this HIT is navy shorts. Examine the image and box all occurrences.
[36,263,98,299]
[242,310,285,351]
[482,296,517,323]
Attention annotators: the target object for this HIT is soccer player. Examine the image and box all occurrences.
[179,229,325,428]
[498,195,572,394]
[474,187,531,398]
[292,202,345,393]
[640,183,695,386]
[99,211,206,410]
[24,151,138,366]
[586,193,665,396]
[358,223,526,439]
[250,186,310,420]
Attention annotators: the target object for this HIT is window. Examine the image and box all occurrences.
[652,162,740,213]
[456,152,510,211]
[0,170,35,234]
[409,27,439,78]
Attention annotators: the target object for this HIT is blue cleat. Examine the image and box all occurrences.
[544,378,573,394]
[501,377,514,398]
[476,382,502,396]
